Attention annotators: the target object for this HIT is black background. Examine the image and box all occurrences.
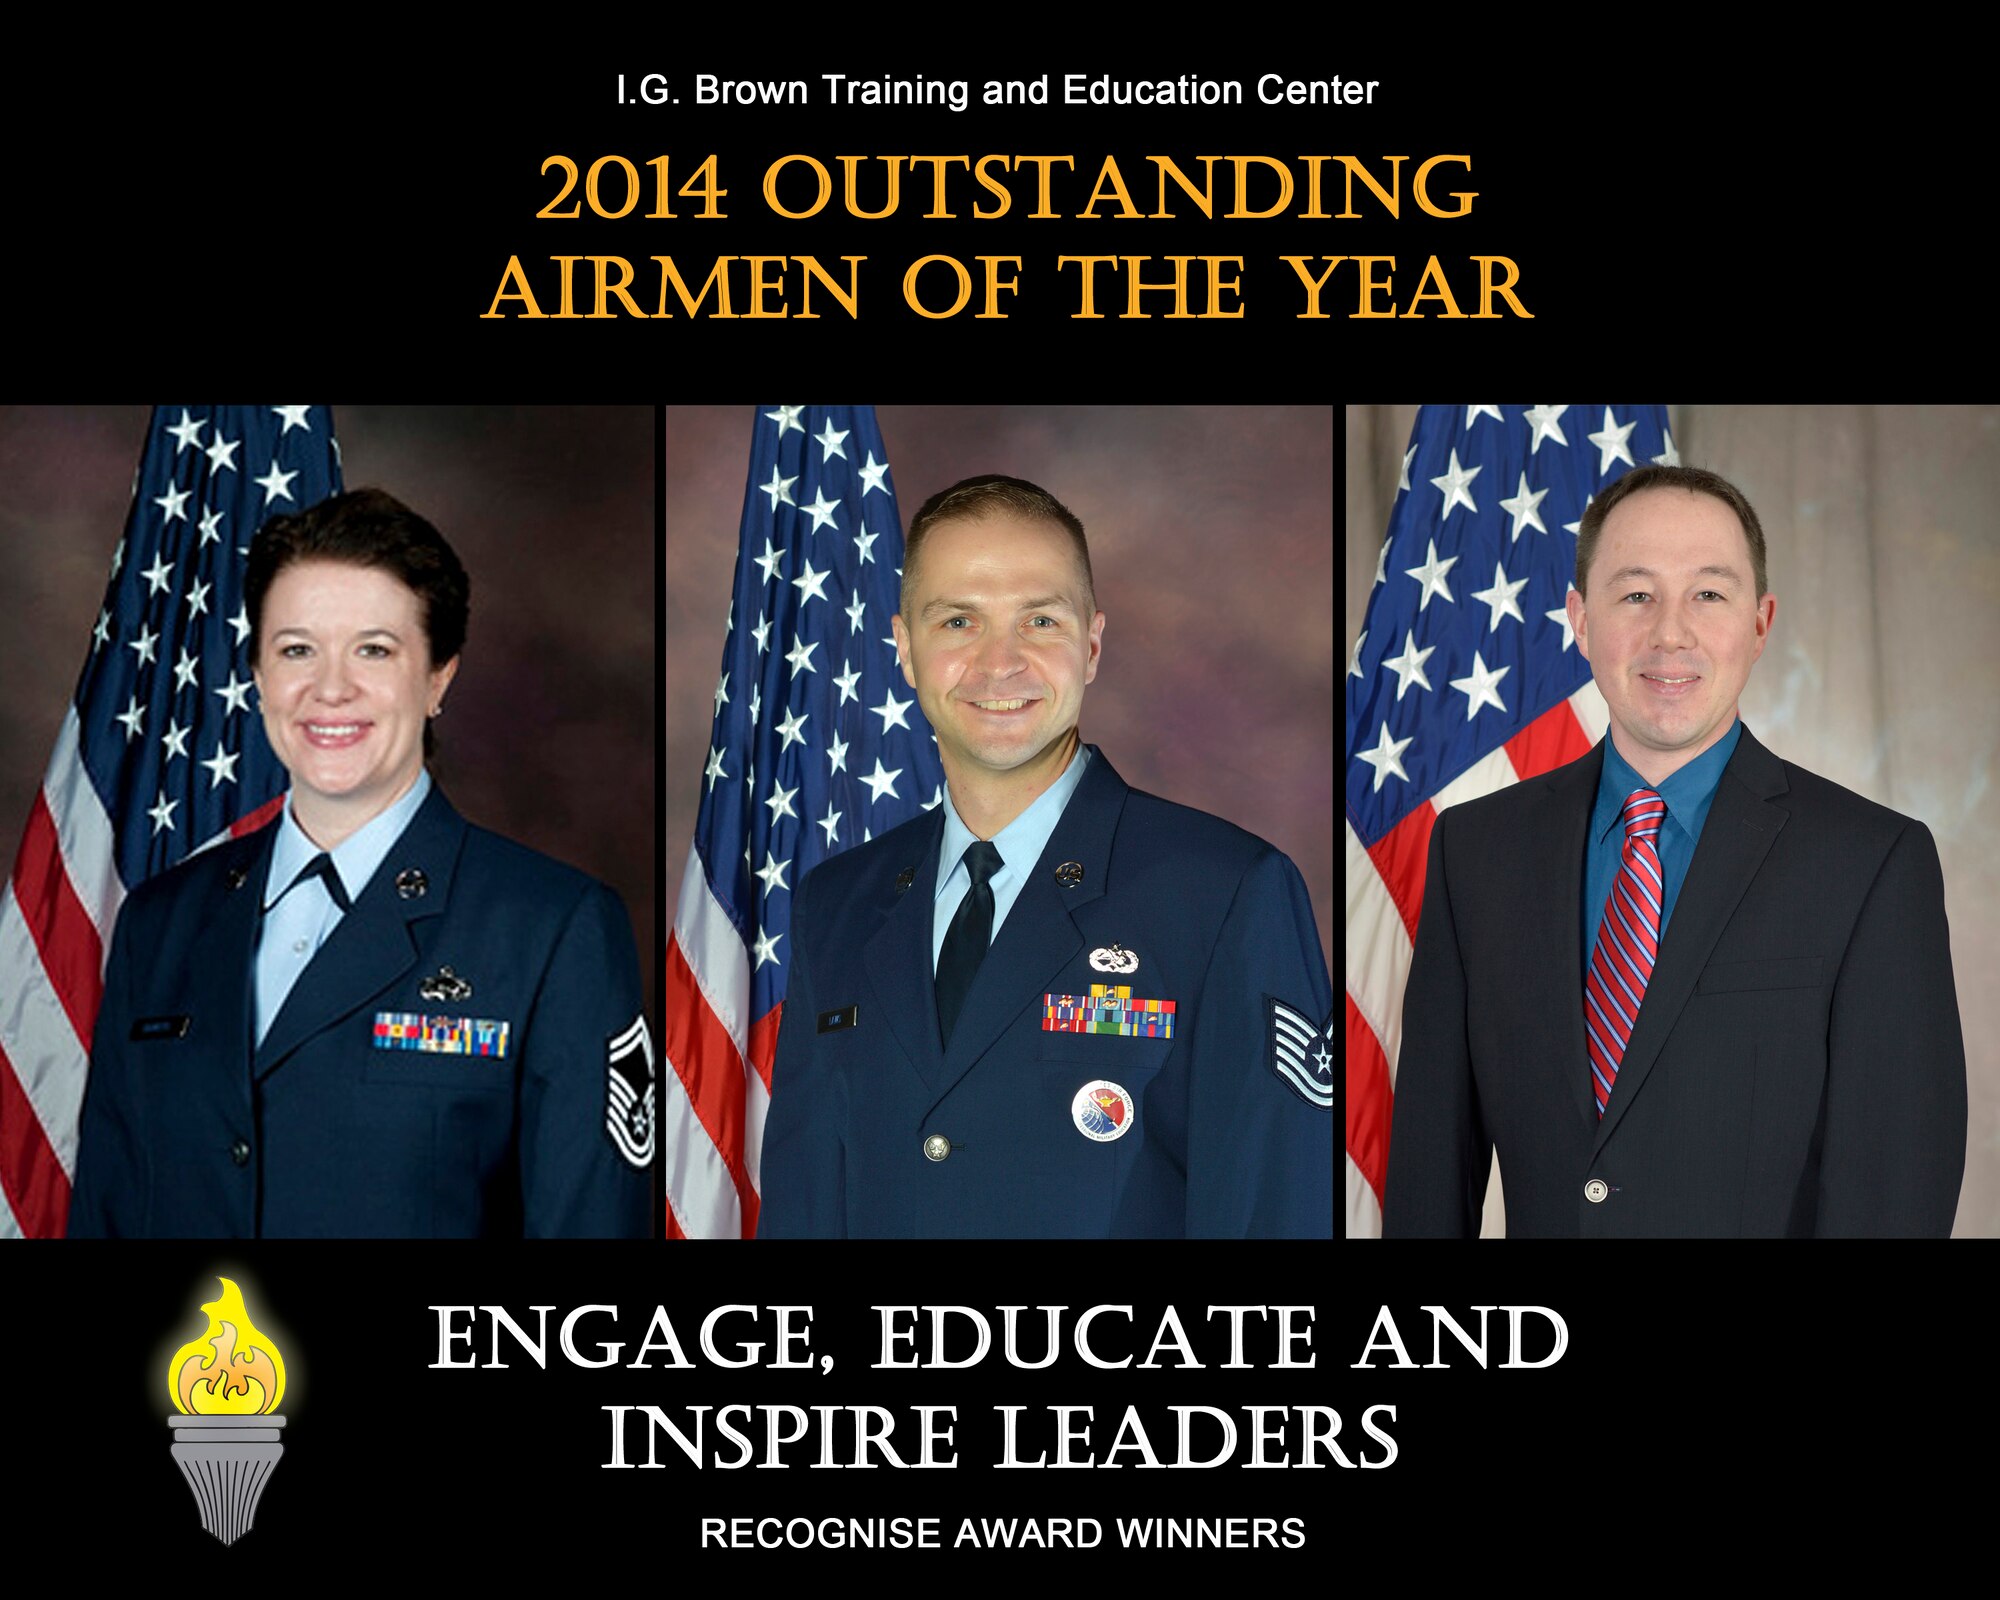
[18,37,1942,385]
[14,1246,1971,1572]
[23,1247,1340,1571]
[4,29,1983,1576]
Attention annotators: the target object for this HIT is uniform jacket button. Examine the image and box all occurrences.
[230,1139,252,1167]
[1583,1178,1608,1204]
[923,1134,951,1163]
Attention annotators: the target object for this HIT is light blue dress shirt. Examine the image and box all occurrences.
[255,769,432,1044]
[932,745,1091,973]
[1582,718,1741,972]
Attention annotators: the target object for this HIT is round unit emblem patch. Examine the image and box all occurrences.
[1071,1080,1135,1143]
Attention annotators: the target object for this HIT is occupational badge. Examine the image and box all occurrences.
[1088,943,1139,974]
[419,965,473,1002]
[1071,1079,1135,1142]
[1267,995,1335,1109]
[606,1014,656,1168]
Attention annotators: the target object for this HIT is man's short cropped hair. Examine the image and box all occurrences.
[1575,464,1769,599]
[902,475,1096,615]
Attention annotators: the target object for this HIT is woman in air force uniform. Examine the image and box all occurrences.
[68,489,655,1238]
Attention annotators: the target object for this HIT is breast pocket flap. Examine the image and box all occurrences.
[1696,956,1824,994]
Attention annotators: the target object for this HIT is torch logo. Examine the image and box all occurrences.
[166,1278,288,1546]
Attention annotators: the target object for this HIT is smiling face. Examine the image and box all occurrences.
[253,560,458,842]
[892,511,1103,808]
[1567,486,1776,785]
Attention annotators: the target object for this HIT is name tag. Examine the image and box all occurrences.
[817,1005,859,1034]
[372,1011,510,1058]
[131,1015,191,1042]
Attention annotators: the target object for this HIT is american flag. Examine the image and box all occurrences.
[663,405,945,1239]
[0,406,342,1238]
[1344,405,1674,1238]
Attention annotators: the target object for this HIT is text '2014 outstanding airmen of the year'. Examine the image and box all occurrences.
[616,73,1381,109]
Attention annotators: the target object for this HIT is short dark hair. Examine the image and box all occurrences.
[1575,464,1768,598]
[901,475,1095,616]
[246,488,469,666]
[246,489,469,760]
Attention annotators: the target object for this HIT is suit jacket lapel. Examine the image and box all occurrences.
[194,827,278,1066]
[1532,743,1604,1132]
[1594,724,1789,1153]
[863,807,948,1096]
[931,749,1123,1107]
[253,786,464,1081]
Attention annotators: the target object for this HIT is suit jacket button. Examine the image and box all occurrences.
[1583,1178,1608,1204]
[922,1134,951,1163]
[230,1139,252,1167]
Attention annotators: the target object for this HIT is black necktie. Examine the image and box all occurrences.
[936,841,1003,1046]
[275,851,351,913]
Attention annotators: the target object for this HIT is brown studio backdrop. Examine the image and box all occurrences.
[666,404,1336,982]
[0,404,657,1022]
[1346,403,2000,1238]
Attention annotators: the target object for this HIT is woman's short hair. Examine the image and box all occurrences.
[246,488,470,666]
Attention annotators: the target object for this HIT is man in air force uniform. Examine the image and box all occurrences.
[758,475,1333,1238]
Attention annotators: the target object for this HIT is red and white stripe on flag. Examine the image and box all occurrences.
[1,711,122,1238]
[1345,683,1609,1237]
[661,842,775,1239]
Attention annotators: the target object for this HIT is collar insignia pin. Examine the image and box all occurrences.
[1055,860,1085,888]
[396,867,428,900]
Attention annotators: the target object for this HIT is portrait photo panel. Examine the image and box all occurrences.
[665,405,1334,1241]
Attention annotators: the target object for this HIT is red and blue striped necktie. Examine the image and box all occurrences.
[1584,787,1667,1117]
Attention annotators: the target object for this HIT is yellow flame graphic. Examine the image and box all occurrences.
[168,1278,286,1416]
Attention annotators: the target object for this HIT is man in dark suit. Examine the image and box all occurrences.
[1384,465,1966,1237]
[758,476,1333,1238]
